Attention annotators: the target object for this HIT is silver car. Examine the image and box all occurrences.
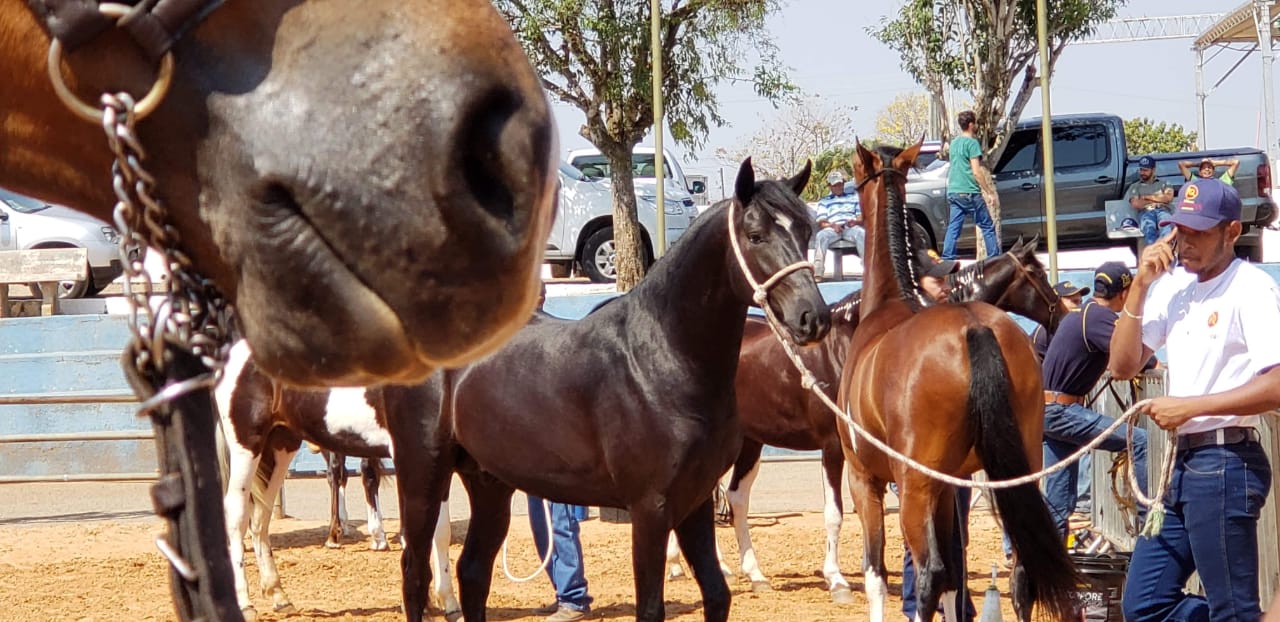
[0,188,124,297]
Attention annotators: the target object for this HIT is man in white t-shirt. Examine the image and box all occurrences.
[1110,177,1280,621]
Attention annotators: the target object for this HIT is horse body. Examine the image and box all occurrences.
[389,160,828,622]
[837,143,1077,622]
[1,0,558,385]
[693,239,1063,599]
[215,341,459,621]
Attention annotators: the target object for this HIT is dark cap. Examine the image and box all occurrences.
[1093,261,1133,298]
[1137,155,1156,170]
[1159,178,1242,231]
[1052,280,1089,298]
[918,247,959,279]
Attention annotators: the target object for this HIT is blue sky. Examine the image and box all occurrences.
[550,0,1270,199]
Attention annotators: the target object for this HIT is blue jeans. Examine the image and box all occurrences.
[1075,452,1093,514]
[527,496,592,611]
[1122,441,1271,622]
[941,193,1000,260]
[898,484,977,621]
[1138,207,1173,245]
[1042,402,1148,537]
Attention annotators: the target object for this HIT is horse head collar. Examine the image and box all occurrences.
[27,0,224,61]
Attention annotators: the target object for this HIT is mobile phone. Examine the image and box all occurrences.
[1169,236,1180,269]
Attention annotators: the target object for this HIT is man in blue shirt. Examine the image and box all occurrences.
[812,170,865,279]
[941,110,1000,260]
[1040,261,1150,537]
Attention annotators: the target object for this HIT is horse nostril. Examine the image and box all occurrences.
[457,87,552,227]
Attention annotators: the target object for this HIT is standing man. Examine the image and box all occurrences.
[1111,178,1280,621]
[941,110,1000,260]
[1039,262,1150,537]
[527,496,593,621]
[1126,155,1175,245]
[812,170,865,279]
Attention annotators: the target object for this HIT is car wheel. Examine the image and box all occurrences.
[581,227,617,283]
[30,277,88,299]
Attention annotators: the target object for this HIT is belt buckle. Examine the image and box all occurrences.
[1216,428,1226,445]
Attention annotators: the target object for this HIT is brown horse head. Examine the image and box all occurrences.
[0,0,557,386]
[850,139,925,318]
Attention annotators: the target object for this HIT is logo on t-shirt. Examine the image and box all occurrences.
[1208,311,1219,327]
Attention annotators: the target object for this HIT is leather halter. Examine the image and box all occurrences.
[26,0,224,61]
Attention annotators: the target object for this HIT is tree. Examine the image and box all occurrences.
[1124,117,1198,156]
[496,1,794,290]
[715,97,854,182]
[871,0,1122,257]
[875,93,931,147]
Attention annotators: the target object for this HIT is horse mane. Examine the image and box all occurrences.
[828,288,862,324]
[874,145,923,311]
[946,259,988,303]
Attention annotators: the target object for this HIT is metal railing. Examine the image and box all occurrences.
[0,390,156,484]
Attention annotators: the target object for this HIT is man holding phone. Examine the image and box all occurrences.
[1110,178,1280,621]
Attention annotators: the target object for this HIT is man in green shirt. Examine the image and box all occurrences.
[941,110,1000,260]
[1178,157,1239,185]
[1126,155,1174,244]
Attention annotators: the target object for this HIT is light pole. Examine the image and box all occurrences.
[651,0,666,257]
[1037,0,1059,282]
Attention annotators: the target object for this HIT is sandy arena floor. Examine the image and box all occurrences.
[0,508,1026,621]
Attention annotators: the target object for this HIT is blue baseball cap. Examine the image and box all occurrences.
[1093,262,1133,298]
[1160,178,1242,231]
[1137,155,1156,169]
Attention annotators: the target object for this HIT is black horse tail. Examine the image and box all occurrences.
[965,325,1078,621]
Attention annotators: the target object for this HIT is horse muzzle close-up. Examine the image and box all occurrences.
[185,0,558,386]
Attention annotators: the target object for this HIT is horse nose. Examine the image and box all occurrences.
[454,86,556,232]
[799,306,831,343]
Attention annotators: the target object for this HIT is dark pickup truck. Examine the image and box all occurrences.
[905,113,1277,260]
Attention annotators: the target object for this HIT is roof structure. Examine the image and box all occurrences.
[1194,1,1280,50]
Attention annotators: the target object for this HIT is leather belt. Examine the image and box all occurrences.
[1044,391,1085,406]
[1177,427,1260,452]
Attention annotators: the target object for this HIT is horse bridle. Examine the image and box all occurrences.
[1004,252,1060,330]
[27,0,223,61]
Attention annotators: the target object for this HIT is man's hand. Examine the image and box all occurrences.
[1136,396,1201,430]
[832,223,844,234]
[1135,230,1177,289]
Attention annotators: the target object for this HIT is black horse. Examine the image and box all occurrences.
[385,159,830,622]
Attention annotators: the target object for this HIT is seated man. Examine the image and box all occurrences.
[1126,156,1174,244]
[1178,157,1239,184]
[812,170,865,279]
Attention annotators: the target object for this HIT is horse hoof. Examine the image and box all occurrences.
[445,610,464,622]
[750,580,772,593]
[370,540,389,552]
[240,606,258,622]
[273,602,297,614]
[324,540,341,549]
[830,585,856,605]
[667,571,687,581]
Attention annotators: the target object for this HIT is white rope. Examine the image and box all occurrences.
[501,497,555,583]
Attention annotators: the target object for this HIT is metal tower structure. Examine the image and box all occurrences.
[1075,14,1227,45]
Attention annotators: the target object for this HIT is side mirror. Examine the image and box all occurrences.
[690,181,706,194]
[0,211,9,222]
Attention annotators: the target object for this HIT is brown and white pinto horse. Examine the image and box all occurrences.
[215,341,459,621]
[317,449,388,550]
[673,236,1064,601]
[1,0,557,385]
[837,142,1077,621]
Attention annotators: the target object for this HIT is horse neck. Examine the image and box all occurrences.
[948,255,1010,304]
[629,204,747,372]
[858,177,920,319]
[825,291,861,367]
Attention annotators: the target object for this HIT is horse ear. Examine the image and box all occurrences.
[895,137,926,172]
[735,157,756,205]
[786,160,812,197]
[1011,236,1025,253]
[852,140,876,183]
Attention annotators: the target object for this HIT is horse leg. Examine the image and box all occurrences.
[390,449,451,622]
[819,442,853,603]
[630,504,676,622]
[456,471,515,622]
[899,481,945,622]
[249,445,298,614]
[673,498,732,622]
[324,450,349,548]
[222,438,259,619]
[726,439,769,591]
[846,462,888,621]
[429,499,462,622]
[361,458,389,551]
[665,531,686,579]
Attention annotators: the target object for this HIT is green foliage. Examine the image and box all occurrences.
[1124,117,1198,156]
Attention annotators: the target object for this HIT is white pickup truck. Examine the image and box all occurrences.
[548,162,698,283]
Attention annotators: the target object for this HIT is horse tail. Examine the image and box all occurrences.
[965,325,1078,620]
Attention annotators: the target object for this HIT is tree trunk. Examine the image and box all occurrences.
[974,162,1000,259]
[604,149,646,291]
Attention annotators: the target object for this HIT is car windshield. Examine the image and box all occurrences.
[571,154,672,180]
[0,189,52,214]
[558,162,589,182]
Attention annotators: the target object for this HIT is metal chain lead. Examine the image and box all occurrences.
[101,93,235,388]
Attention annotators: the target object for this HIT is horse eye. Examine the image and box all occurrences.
[748,233,765,244]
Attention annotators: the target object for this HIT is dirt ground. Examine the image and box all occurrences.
[0,508,1025,621]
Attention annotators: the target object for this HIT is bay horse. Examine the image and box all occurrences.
[386,159,830,622]
[215,341,460,621]
[837,142,1077,621]
[1,0,557,386]
[318,450,388,550]
[675,235,1064,600]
